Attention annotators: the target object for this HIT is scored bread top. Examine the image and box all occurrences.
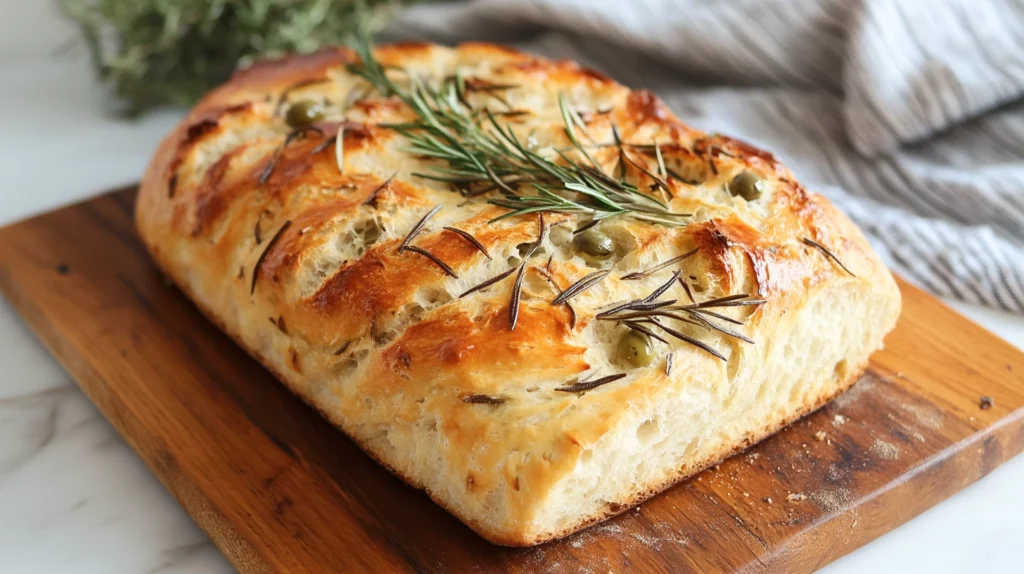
[136,41,897,542]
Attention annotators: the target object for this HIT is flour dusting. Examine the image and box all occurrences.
[869,439,900,460]
[811,487,853,513]
[899,402,942,429]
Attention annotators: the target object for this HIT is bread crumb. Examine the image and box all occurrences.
[827,463,844,481]
[979,396,993,410]
[743,492,750,498]
[786,493,807,502]
[832,414,847,427]
[869,439,899,460]
[811,488,852,513]
[814,430,827,441]
[764,497,773,504]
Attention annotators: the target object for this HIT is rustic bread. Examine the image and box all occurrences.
[135,42,901,546]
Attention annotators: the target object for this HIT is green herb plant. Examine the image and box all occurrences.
[58,0,415,115]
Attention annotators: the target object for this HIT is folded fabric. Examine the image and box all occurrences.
[388,0,1024,313]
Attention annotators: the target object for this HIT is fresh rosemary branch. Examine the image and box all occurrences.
[58,0,419,115]
[343,22,691,227]
[595,271,766,362]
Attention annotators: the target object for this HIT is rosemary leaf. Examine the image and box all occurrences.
[404,246,458,278]
[509,260,527,330]
[462,394,507,405]
[657,324,728,361]
[552,269,610,305]
[443,227,491,259]
[803,238,856,277]
[259,126,323,184]
[251,220,291,295]
[621,249,698,280]
[556,373,627,393]
[459,267,517,298]
[363,173,396,207]
[398,205,441,253]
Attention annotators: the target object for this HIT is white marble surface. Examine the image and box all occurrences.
[1,1,1023,572]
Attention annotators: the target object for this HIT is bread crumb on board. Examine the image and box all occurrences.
[832,414,847,427]
[869,439,900,460]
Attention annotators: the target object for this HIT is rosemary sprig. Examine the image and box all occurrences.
[58,0,416,115]
[343,25,690,228]
[597,274,766,361]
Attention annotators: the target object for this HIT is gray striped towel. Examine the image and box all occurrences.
[387,0,1024,313]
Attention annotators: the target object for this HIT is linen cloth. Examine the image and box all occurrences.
[387,0,1024,313]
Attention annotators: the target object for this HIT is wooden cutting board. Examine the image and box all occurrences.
[1,187,1022,573]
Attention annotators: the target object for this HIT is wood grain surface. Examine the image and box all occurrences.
[1,188,1022,573]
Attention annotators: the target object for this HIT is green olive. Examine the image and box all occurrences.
[573,228,615,261]
[618,330,654,367]
[285,100,326,128]
[728,171,764,201]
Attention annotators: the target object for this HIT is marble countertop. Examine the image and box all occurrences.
[2,3,1023,572]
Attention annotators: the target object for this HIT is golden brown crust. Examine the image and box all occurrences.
[136,41,901,545]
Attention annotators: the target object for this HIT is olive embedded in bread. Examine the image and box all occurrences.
[573,228,615,261]
[285,100,326,128]
[728,171,764,201]
[618,330,654,367]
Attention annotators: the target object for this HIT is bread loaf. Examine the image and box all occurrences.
[136,41,901,545]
